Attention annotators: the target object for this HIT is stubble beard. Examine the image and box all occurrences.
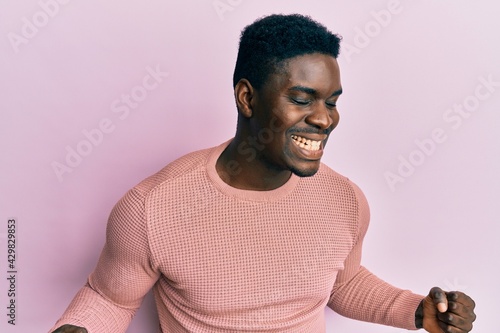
[282,144,320,178]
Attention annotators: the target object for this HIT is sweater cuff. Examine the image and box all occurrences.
[49,319,87,333]
[392,292,425,330]
[48,284,135,333]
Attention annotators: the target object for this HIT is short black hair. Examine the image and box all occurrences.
[233,14,342,89]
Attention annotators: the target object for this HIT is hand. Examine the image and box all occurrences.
[418,287,476,332]
[52,324,88,333]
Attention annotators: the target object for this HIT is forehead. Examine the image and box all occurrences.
[269,53,341,92]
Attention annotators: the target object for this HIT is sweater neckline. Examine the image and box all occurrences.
[205,139,300,202]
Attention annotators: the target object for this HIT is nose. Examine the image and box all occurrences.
[305,103,336,130]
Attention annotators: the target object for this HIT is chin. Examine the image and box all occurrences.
[290,165,319,178]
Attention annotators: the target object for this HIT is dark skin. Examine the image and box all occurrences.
[216,53,342,190]
[52,53,476,333]
[417,288,476,332]
[52,324,87,333]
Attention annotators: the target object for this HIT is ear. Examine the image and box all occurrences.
[234,79,255,118]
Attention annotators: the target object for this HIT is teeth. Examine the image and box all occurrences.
[291,135,322,151]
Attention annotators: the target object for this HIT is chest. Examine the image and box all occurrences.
[149,198,358,314]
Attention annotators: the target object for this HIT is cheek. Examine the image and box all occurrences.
[332,110,340,128]
[270,106,305,131]
[268,116,287,133]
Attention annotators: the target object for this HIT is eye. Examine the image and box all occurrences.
[325,102,337,109]
[291,98,311,106]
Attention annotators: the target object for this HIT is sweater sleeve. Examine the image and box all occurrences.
[327,181,424,330]
[49,188,161,333]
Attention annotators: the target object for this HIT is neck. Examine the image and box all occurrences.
[216,138,292,191]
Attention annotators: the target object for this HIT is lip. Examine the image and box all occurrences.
[289,135,325,160]
[291,133,328,142]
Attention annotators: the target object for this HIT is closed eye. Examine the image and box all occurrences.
[290,98,311,106]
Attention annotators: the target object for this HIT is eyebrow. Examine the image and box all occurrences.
[288,85,343,97]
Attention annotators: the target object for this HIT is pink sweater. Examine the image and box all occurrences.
[51,141,423,332]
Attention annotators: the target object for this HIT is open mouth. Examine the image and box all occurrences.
[291,135,322,151]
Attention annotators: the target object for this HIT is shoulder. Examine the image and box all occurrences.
[303,163,370,230]
[132,146,214,196]
[107,146,214,226]
[308,163,366,201]
[110,146,214,215]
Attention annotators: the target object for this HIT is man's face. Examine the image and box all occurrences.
[249,53,342,177]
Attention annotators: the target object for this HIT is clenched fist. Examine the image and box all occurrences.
[416,287,476,333]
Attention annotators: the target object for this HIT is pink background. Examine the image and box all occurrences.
[1,1,499,332]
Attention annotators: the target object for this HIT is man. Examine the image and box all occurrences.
[50,14,476,333]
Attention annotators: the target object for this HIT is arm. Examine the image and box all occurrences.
[327,182,424,329]
[328,182,477,331]
[50,188,161,333]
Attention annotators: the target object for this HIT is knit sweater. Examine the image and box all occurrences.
[50,140,424,333]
